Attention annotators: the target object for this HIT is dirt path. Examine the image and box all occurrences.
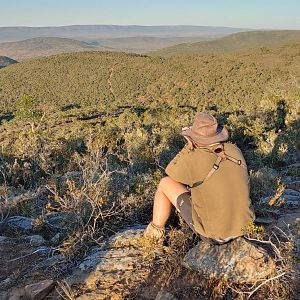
[107,67,116,101]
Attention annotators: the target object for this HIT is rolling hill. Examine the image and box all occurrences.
[0,43,299,115]
[0,56,17,68]
[151,30,300,56]
[0,36,223,60]
[90,36,216,53]
[0,37,113,60]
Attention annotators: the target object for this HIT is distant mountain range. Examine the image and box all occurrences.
[1,29,300,61]
[0,25,248,43]
[0,56,17,68]
[151,30,300,56]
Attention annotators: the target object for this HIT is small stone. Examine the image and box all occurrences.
[0,277,14,289]
[49,233,61,246]
[287,181,300,192]
[35,246,51,254]
[24,279,55,300]
[46,212,76,230]
[276,212,300,229]
[182,237,275,284]
[283,189,300,197]
[282,176,300,185]
[34,254,65,269]
[62,171,81,180]
[75,291,107,300]
[259,195,273,204]
[0,236,10,243]
[255,217,273,225]
[0,291,9,300]
[6,287,24,300]
[155,291,178,300]
[24,235,46,247]
[280,191,300,206]
[6,216,33,233]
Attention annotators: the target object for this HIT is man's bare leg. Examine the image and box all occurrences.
[152,176,189,227]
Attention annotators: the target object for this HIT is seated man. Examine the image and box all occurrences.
[144,112,255,244]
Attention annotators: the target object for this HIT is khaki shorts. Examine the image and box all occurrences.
[175,192,235,245]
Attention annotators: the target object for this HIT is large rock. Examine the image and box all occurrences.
[45,211,77,231]
[24,279,55,300]
[5,216,33,233]
[64,226,152,299]
[182,237,276,284]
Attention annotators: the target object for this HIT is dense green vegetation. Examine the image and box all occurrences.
[151,30,300,56]
[0,43,299,191]
[0,43,299,114]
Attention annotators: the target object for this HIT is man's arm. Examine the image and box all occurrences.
[165,144,193,187]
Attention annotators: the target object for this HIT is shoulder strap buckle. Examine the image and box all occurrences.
[213,164,219,170]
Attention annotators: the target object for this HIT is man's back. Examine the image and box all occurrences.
[166,142,255,240]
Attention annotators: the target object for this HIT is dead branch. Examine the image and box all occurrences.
[246,272,286,299]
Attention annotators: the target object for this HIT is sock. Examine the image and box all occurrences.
[151,221,165,230]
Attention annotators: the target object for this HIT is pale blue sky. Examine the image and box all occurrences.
[1,0,299,29]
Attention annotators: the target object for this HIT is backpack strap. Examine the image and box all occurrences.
[223,154,247,169]
[190,144,247,189]
[190,155,223,188]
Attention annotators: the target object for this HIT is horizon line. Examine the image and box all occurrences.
[0,24,292,30]
[1,24,299,31]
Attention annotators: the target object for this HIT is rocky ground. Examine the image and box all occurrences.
[0,176,300,300]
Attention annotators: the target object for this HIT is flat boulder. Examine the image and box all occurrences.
[64,225,152,299]
[182,237,275,284]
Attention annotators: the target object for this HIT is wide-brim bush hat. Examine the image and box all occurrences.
[181,112,229,145]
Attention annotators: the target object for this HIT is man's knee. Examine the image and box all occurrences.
[158,176,174,190]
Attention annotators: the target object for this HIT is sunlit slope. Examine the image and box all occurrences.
[0,43,299,114]
[151,30,300,56]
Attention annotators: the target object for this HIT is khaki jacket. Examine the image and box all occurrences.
[165,142,255,240]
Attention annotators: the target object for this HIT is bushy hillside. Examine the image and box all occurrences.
[0,56,17,68]
[0,43,299,114]
[151,30,300,56]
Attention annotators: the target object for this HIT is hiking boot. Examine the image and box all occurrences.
[144,222,165,244]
